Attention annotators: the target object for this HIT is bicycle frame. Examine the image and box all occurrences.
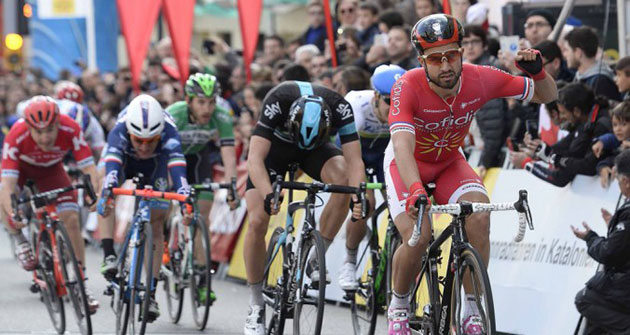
[411,214,470,335]
[31,204,68,297]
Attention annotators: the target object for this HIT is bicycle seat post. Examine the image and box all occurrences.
[288,163,299,203]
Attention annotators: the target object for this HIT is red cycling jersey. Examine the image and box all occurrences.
[1,114,94,179]
[389,63,534,162]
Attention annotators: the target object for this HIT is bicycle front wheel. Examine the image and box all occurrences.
[162,220,184,324]
[450,247,495,335]
[55,223,92,335]
[263,227,288,335]
[293,229,326,335]
[124,222,154,335]
[189,217,213,330]
[36,230,66,334]
[350,244,379,335]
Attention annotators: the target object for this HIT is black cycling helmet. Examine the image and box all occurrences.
[288,95,331,150]
[411,13,464,53]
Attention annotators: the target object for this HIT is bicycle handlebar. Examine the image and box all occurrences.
[111,188,189,202]
[10,175,97,224]
[192,176,238,202]
[408,190,534,247]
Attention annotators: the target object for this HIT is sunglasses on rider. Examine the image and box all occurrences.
[421,49,462,66]
[130,134,161,145]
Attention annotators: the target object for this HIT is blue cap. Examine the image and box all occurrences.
[371,64,406,95]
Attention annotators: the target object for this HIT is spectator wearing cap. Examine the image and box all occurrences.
[614,56,630,101]
[524,9,555,48]
[462,25,508,178]
[357,2,381,50]
[301,0,328,52]
[563,26,621,101]
[534,40,575,82]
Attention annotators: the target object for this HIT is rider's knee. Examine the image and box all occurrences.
[323,158,349,185]
[467,212,491,235]
[247,214,269,238]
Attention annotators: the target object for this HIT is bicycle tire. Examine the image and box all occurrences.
[124,221,154,335]
[36,230,66,334]
[55,223,92,335]
[189,216,212,330]
[350,249,378,335]
[450,247,495,335]
[115,241,130,335]
[262,227,288,335]
[162,220,184,324]
[293,229,326,335]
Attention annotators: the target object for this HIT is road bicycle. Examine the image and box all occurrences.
[344,182,405,335]
[161,177,237,330]
[407,190,533,335]
[262,165,378,335]
[103,175,191,335]
[11,175,97,335]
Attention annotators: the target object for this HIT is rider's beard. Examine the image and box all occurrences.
[433,69,461,89]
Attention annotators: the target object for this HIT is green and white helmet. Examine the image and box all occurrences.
[185,73,220,98]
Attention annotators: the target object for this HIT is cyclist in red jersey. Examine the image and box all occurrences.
[385,14,558,335]
[0,96,101,313]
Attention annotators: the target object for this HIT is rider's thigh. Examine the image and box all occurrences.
[458,191,491,234]
[319,155,349,185]
[59,207,80,229]
[245,189,270,237]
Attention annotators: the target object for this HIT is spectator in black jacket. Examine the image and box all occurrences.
[573,149,630,334]
[462,25,508,178]
[512,83,612,187]
[301,0,329,52]
[357,2,381,50]
[563,26,621,102]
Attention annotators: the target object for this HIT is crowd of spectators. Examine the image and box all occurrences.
[1,0,629,189]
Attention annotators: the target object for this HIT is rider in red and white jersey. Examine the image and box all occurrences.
[385,14,558,335]
[0,96,101,313]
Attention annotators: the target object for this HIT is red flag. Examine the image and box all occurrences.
[442,0,451,15]
[162,0,195,86]
[237,0,262,83]
[322,0,337,67]
[116,0,162,93]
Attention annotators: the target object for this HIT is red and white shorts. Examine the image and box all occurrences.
[383,142,487,220]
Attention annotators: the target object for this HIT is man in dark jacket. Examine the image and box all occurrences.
[301,1,329,52]
[572,149,630,334]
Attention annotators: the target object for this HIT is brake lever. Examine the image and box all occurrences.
[229,176,238,203]
[81,174,97,206]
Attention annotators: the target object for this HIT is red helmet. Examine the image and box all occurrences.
[54,81,84,103]
[24,96,59,129]
[411,14,464,53]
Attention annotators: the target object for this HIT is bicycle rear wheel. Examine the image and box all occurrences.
[55,223,92,335]
[293,229,326,335]
[123,222,154,335]
[189,217,213,330]
[36,231,66,334]
[350,252,378,335]
[162,220,184,324]
[262,227,288,335]
[450,247,495,335]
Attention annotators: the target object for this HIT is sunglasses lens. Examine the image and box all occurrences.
[425,50,460,65]
[426,54,444,65]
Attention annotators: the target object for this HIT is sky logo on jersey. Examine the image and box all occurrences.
[336,103,353,120]
[264,102,281,120]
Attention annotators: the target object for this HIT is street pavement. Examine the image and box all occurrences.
[0,229,388,334]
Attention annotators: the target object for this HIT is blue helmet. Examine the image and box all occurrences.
[371,64,406,95]
[288,95,331,150]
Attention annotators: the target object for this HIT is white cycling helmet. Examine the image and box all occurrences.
[125,94,165,138]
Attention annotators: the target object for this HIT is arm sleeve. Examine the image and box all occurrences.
[252,90,285,140]
[102,126,126,193]
[527,160,575,187]
[1,129,20,179]
[70,127,95,169]
[163,126,189,197]
[598,133,620,151]
[388,77,417,136]
[330,96,359,144]
[216,110,236,147]
[586,216,630,266]
[478,65,535,103]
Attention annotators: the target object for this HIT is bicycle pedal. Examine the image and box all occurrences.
[29,282,40,293]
